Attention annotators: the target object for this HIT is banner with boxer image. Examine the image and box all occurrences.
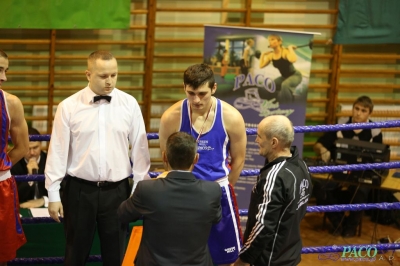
[203,25,319,230]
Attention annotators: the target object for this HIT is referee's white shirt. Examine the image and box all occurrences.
[45,86,150,202]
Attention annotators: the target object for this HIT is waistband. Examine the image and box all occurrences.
[215,176,229,187]
[66,175,127,188]
[0,170,11,182]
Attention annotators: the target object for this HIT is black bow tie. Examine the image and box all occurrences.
[93,95,112,103]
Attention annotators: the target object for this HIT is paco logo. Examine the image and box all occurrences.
[340,246,377,262]
[318,245,398,262]
[224,247,236,253]
[300,179,309,198]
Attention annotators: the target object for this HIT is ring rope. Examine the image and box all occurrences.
[14,161,400,182]
[21,202,400,224]
[302,243,400,254]
[9,243,400,264]
[13,120,400,142]
[7,119,400,264]
[238,202,400,216]
[8,255,102,265]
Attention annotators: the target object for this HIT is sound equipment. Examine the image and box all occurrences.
[333,138,390,186]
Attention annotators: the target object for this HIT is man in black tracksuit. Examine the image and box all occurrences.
[234,115,312,266]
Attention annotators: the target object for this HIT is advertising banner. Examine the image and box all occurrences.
[203,25,319,229]
[1,0,130,29]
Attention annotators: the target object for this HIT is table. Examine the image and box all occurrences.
[312,169,400,192]
[311,169,400,235]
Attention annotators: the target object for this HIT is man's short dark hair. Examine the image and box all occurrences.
[183,63,215,90]
[88,50,114,61]
[0,49,8,59]
[87,50,115,69]
[166,132,197,170]
[353,95,374,113]
[28,127,41,136]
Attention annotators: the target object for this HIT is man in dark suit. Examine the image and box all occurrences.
[118,132,222,266]
[11,127,48,208]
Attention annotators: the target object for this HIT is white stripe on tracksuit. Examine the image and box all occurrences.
[240,161,285,254]
[267,168,296,265]
[216,177,242,253]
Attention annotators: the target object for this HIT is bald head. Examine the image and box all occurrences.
[259,115,294,148]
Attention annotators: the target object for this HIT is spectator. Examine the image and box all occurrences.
[313,95,382,237]
[11,127,48,208]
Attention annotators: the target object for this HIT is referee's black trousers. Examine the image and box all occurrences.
[62,176,130,266]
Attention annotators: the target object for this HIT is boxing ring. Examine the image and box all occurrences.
[9,120,400,264]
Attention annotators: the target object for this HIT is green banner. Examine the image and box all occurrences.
[1,0,131,29]
[334,0,400,44]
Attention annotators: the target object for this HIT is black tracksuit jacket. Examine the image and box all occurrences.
[239,146,312,266]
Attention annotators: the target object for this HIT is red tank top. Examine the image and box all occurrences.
[0,90,12,171]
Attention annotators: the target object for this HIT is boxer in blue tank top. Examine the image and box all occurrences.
[160,64,247,265]
[179,98,230,181]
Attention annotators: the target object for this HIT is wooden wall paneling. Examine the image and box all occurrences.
[147,0,250,166]
[9,0,394,163]
[327,44,342,124]
[324,0,340,125]
[244,0,252,26]
[47,30,56,134]
[248,1,339,157]
[151,4,247,111]
[0,30,51,131]
[145,0,341,163]
[143,0,156,132]
[0,40,50,45]
[334,43,400,160]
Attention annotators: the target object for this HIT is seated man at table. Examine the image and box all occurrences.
[11,127,48,208]
[313,95,382,237]
[118,132,222,266]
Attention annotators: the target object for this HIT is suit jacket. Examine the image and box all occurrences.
[118,171,222,266]
[10,151,48,203]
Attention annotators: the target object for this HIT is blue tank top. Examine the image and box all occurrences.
[0,90,12,171]
[179,98,230,181]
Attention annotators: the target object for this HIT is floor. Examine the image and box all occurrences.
[299,211,400,266]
